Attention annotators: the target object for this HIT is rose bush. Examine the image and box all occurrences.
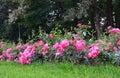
[0,25,120,66]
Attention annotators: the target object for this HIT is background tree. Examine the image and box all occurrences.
[107,0,114,26]
[0,0,19,40]
[113,0,120,28]
[0,0,120,42]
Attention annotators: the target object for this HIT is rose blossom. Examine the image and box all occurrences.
[88,45,100,59]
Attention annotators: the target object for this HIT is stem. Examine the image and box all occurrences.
[18,25,21,44]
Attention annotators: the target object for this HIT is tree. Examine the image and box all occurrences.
[106,0,114,26]
[0,0,119,42]
[113,0,120,28]
[0,0,18,40]
[92,0,101,38]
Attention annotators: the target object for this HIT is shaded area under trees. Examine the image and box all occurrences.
[0,0,120,43]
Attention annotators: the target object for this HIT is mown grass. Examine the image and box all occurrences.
[0,62,120,78]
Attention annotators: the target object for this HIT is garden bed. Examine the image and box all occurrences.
[0,26,120,65]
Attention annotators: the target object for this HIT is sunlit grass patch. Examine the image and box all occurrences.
[0,62,120,78]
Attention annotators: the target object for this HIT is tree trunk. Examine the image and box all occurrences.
[93,0,101,38]
[95,9,101,38]
[114,0,120,28]
[107,0,114,27]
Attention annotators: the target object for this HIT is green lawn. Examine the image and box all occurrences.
[0,62,120,78]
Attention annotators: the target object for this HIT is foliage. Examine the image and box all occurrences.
[0,26,120,66]
[0,0,120,42]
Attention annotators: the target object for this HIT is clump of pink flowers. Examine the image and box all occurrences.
[0,26,120,65]
[104,47,109,51]
[104,42,118,52]
[117,37,120,46]
[76,23,82,27]
[0,48,14,62]
[34,40,44,47]
[53,39,69,56]
[109,28,120,36]
[49,34,54,39]
[0,55,3,61]
[16,45,24,51]
[88,45,100,59]
[15,45,36,64]
[74,40,86,51]
[34,40,49,55]
[42,43,49,55]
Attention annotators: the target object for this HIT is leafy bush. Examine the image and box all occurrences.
[0,25,120,66]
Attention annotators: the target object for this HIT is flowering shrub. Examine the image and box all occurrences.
[1,48,14,62]
[117,37,120,46]
[15,45,36,64]
[74,40,86,51]
[0,26,120,66]
[53,39,70,56]
[109,28,120,36]
[88,45,100,59]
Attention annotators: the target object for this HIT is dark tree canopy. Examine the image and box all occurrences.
[0,0,119,42]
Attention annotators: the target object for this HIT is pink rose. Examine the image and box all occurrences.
[74,40,86,51]
[49,34,54,39]
[88,45,100,59]
[60,39,69,49]
[76,23,81,27]
[113,47,118,51]
[117,38,120,46]
[104,47,109,51]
